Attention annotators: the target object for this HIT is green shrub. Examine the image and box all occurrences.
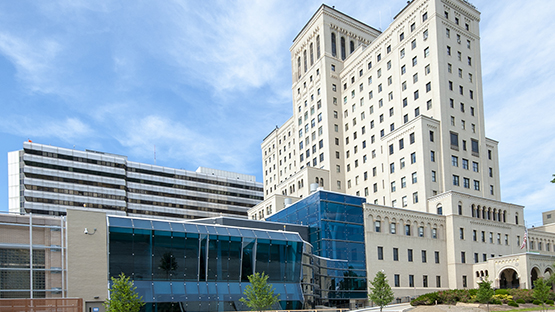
[495,289,509,295]
[508,289,534,303]
[437,289,472,304]
[492,294,513,303]
[507,300,519,307]
[533,299,542,305]
[411,292,439,306]
[468,289,478,296]
[547,299,554,305]
[516,299,525,304]
[490,298,502,305]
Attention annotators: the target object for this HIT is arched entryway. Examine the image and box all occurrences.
[531,267,540,288]
[499,268,519,289]
[545,268,554,288]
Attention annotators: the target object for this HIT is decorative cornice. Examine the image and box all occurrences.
[441,0,480,22]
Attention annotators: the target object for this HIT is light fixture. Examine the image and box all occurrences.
[84,228,97,235]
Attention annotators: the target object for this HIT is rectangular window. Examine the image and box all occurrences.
[435,251,440,264]
[411,152,416,164]
[423,275,428,288]
[377,246,383,260]
[431,151,435,162]
[394,274,400,287]
[453,175,460,186]
[422,250,427,263]
[461,251,466,263]
[409,275,415,287]
[408,249,413,262]
[471,139,479,155]
[450,132,459,149]
[393,248,399,261]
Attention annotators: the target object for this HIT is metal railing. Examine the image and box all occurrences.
[0,298,82,312]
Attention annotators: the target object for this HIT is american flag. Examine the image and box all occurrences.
[520,228,528,249]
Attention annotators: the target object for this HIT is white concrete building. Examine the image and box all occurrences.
[251,0,555,297]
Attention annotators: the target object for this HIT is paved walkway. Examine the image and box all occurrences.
[353,303,413,312]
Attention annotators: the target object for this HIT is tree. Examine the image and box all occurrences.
[104,273,145,312]
[476,276,494,312]
[158,252,178,279]
[240,272,280,311]
[551,174,555,183]
[368,271,395,312]
[534,278,552,312]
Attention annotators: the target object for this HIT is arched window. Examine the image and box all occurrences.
[316,35,321,59]
[493,209,497,221]
[303,50,307,73]
[471,204,476,217]
[315,177,319,184]
[310,43,314,66]
[350,40,355,53]
[320,179,324,187]
[331,33,337,57]
[437,206,443,215]
[341,37,346,60]
[297,56,301,78]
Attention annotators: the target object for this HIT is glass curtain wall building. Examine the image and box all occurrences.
[267,190,367,307]
[107,216,304,312]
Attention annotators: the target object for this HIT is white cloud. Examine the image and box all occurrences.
[478,0,555,225]
[0,32,62,94]
[0,116,93,141]
[114,115,258,174]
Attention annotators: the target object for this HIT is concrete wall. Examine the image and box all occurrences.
[67,210,107,312]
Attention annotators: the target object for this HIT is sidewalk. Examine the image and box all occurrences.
[353,303,413,312]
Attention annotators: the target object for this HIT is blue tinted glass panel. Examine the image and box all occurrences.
[170,222,185,232]
[172,282,185,294]
[326,192,345,203]
[108,217,132,228]
[254,230,269,239]
[185,282,198,295]
[227,228,241,237]
[215,227,228,235]
[205,226,217,235]
[183,223,198,233]
[198,283,208,295]
[133,281,153,301]
[133,228,151,280]
[217,283,229,295]
[207,283,217,297]
[152,221,171,231]
[133,219,152,229]
[345,195,365,205]
[267,232,286,240]
[153,281,172,301]
[229,283,241,295]
[239,229,256,238]
[196,225,208,234]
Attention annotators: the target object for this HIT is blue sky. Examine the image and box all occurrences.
[0,0,554,226]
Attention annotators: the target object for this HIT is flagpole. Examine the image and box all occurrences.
[525,221,529,253]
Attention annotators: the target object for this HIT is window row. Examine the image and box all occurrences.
[377,247,440,265]
[297,35,321,78]
[373,220,439,239]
